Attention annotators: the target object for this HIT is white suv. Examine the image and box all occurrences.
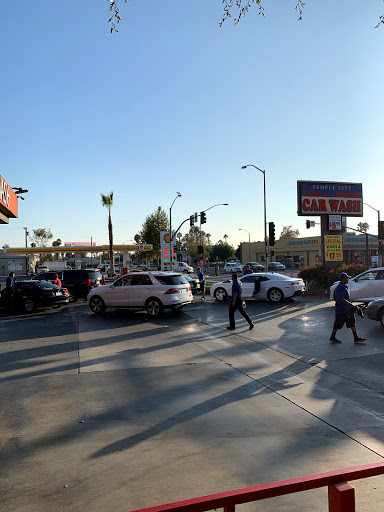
[87,272,193,317]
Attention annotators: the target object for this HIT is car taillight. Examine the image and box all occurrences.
[87,278,91,287]
[41,290,54,297]
[291,282,300,285]
[102,277,105,285]
[164,288,179,294]
[189,286,191,291]
[64,289,69,295]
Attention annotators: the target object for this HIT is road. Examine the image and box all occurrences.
[1,295,384,511]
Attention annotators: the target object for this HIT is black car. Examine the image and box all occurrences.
[184,275,200,294]
[0,280,70,313]
[33,269,104,299]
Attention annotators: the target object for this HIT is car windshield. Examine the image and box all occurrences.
[153,275,188,285]
[36,281,60,289]
[87,270,103,279]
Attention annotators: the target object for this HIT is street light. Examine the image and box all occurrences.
[170,192,182,270]
[241,164,267,268]
[239,228,251,261]
[364,202,381,265]
[199,204,229,263]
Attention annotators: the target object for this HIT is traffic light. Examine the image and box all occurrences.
[379,221,384,240]
[201,211,207,224]
[194,212,198,223]
[306,220,310,229]
[198,245,203,255]
[269,222,275,246]
[190,215,194,227]
[379,240,384,255]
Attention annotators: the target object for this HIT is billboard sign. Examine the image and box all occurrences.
[329,215,342,231]
[297,181,363,216]
[0,174,18,221]
[64,242,97,247]
[324,235,343,262]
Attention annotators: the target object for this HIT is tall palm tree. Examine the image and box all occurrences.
[100,192,114,275]
[223,234,228,242]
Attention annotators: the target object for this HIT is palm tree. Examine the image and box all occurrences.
[223,234,228,242]
[100,192,114,275]
[206,233,211,244]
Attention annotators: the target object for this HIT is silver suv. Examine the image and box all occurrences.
[88,272,193,316]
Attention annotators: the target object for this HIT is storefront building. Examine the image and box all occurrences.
[240,234,379,269]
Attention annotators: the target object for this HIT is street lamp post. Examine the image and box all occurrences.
[200,203,229,265]
[241,164,267,268]
[239,228,251,261]
[170,193,182,271]
[364,202,381,265]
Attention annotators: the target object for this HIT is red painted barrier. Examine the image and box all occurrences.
[130,462,384,512]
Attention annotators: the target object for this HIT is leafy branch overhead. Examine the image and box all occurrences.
[107,0,384,32]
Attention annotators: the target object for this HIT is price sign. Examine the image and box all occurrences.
[329,215,341,231]
[324,235,343,261]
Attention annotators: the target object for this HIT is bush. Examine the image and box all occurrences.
[298,263,368,288]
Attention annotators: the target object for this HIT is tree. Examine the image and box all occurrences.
[357,222,369,233]
[32,228,53,247]
[108,1,384,32]
[135,206,169,263]
[100,192,114,275]
[52,239,62,246]
[210,240,235,262]
[223,234,229,242]
[182,226,211,263]
[280,225,300,240]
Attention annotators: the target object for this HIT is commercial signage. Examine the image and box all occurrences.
[329,215,342,231]
[64,242,97,247]
[297,181,363,217]
[160,231,176,270]
[324,235,343,262]
[0,174,18,221]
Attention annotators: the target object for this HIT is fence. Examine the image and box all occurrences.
[130,462,384,512]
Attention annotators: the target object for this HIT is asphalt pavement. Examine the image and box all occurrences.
[1,295,384,511]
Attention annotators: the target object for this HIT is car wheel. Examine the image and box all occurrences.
[146,298,163,317]
[379,309,384,329]
[90,296,106,314]
[268,288,284,303]
[183,269,188,274]
[23,298,36,313]
[214,287,228,302]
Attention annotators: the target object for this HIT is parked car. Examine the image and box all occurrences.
[210,272,305,303]
[224,262,243,274]
[88,272,193,316]
[184,274,200,294]
[366,298,384,328]
[0,280,70,313]
[34,269,104,299]
[330,268,384,304]
[244,262,265,272]
[268,262,286,271]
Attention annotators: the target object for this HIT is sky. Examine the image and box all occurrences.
[0,0,383,249]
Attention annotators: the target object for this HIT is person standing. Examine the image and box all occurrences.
[243,265,253,275]
[227,273,254,331]
[330,272,366,343]
[53,273,62,288]
[196,268,206,300]
[4,271,16,307]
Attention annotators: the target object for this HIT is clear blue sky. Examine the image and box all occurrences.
[0,0,383,249]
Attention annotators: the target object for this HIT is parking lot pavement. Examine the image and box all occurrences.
[1,297,384,511]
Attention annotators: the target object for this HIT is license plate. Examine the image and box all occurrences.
[56,291,62,296]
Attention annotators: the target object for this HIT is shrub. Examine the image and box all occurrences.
[298,263,368,288]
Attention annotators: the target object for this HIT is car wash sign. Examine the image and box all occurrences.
[0,173,18,224]
[297,181,363,217]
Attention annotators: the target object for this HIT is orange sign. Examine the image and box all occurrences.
[0,174,18,218]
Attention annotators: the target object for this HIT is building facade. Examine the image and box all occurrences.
[240,234,379,269]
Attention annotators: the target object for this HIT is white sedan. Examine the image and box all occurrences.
[210,273,306,303]
[330,267,384,304]
[223,262,243,273]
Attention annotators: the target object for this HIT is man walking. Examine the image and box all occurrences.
[196,267,206,300]
[227,273,254,331]
[330,272,366,343]
[4,271,15,307]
